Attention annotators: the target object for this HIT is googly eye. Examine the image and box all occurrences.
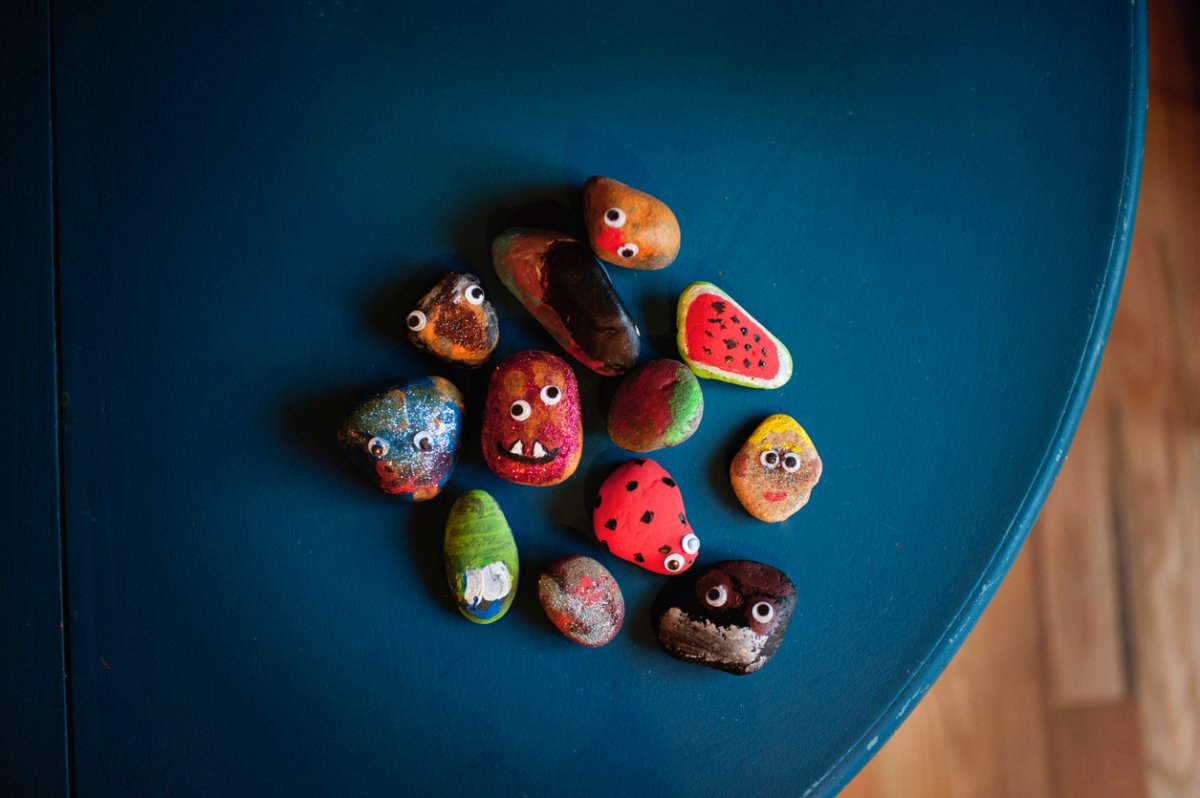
[759,450,780,469]
[663,553,686,573]
[412,431,433,452]
[681,533,700,554]
[406,310,427,332]
[465,284,485,305]
[366,436,389,458]
[751,601,775,623]
[704,585,728,607]
[539,385,562,406]
[616,243,639,259]
[510,400,531,421]
[603,207,626,228]
[781,452,802,473]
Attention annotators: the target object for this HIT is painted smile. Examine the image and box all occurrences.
[496,439,560,465]
[762,491,788,502]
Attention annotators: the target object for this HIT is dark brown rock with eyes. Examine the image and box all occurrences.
[651,560,796,675]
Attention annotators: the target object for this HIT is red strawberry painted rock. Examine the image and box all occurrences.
[593,459,699,575]
[676,282,792,389]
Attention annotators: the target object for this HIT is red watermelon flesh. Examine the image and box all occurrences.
[678,283,791,388]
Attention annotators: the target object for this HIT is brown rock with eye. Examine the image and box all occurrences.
[652,560,796,675]
[583,176,681,271]
[730,414,822,523]
[405,272,499,368]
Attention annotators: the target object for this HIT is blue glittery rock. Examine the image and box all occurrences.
[337,376,465,500]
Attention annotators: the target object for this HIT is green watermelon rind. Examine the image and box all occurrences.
[675,281,793,389]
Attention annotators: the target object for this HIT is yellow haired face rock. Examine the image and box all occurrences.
[730,414,822,523]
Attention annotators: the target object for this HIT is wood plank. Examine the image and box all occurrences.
[1050,701,1148,798]
[841,549,1054,798]
[1108,94,1200,798]
[1034,380,1129,706]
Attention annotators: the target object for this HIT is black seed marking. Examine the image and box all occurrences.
[600,538,611,552]
[730,314,740,323]
[720,323,727,330]
[604,518,617,531]
[595,494,602,508]
[705,329,714,338]
[761,347,768,356]
[662,477,676,488]
[754,333,761,342]
[723,339,738,350]
[658,545,671,554]
[711,301,727,314]
[744,343,752,351]
[758,360,766,368]
[724,356,733,364]
[740,327,748,335]
[634,553,645,563]
[640,511,654,524]
[702,347,712,355]
[743,358,751,368]
[707,317,723,324]
[626,481,638,491]
[634,458,647,465]
[678,513,687,524]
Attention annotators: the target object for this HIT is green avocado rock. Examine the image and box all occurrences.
[444,490,519,624]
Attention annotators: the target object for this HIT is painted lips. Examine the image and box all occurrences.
[497,439,560,465]
[762,491,788,502]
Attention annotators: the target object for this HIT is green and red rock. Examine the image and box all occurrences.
[538,555,625,647]
[583,176,681,271]
[607,359,703,452]
[492,228,640,376]
[444,490,519,624]
[676,282,792,389]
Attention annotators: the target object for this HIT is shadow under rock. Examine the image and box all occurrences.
[359,259,475,349]
[280,385,380,499]
[707,413,762,514]
[399,490,462,619]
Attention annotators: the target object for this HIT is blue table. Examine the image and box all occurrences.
[4,1,1146,795]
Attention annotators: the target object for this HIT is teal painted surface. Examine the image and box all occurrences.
[46,1,1145,795]
[1,1,69,794]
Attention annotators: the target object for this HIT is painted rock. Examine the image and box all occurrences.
[337,376,464,500]
[677,282,793,389]
[593,458,699,575]
[583,176,681,271]
[444,490,519,624]
[482,350,583,486]
[607,359,704,452]
[652,560,796,675]
[492,228,640,376]
[538,555,625,647]
[731,414,822,523]
[405,272,499,368]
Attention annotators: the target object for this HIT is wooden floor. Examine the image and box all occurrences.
[842,4,1200,797]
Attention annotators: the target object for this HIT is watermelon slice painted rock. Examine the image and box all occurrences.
[676,282,792,389]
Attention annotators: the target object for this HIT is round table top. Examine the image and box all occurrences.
[23,0,1146,794]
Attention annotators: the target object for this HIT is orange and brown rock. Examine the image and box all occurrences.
[583,176,680,271]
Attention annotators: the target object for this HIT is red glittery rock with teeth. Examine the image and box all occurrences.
[592,458,699,575]
[482,350,582,486]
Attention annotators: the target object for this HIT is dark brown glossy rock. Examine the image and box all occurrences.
[492,228,640,376]
[652,560,796,675]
